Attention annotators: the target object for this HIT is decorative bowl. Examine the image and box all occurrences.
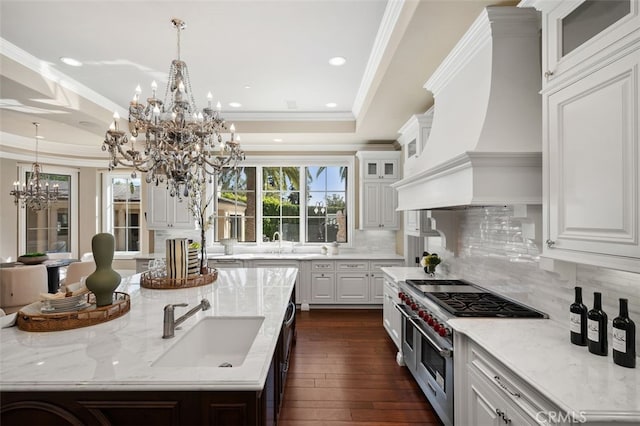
[17,253,49,265]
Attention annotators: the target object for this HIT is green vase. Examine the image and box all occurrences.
[86,233,121,307]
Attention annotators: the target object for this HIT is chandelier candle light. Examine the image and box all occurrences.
[11,122,59,210]
[103,18,244,198]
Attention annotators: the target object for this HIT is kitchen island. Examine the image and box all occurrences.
[0,267,297,425]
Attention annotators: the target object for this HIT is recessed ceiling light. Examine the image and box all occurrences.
[35,135,45,139]
[328,56,346,66]
[244,85,251,89]
[325,102,337,108]
[60,57,83,67]
[228,102,242,108]
[273,138,283,142]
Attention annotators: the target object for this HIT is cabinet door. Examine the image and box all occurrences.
[380,184,399,229]
[467,371,536,426]
[363,159,399,180]
[362,183,381,229]
[370,273,384,303]
[171,198,193,229]
[310,273,335,303]
[147,185,170,229]
[543,0,635,86]
[336,273,369,303]
[405,211,420,236]
[546,51,639,264]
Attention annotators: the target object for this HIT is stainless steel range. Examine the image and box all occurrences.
[396,279,546,426]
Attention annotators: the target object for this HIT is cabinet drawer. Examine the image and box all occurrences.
[468,342,560,422]
[311,261,334,271]
[370,260,404,272]
[335,261,368,271]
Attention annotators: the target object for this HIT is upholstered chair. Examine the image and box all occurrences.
[0,265,48,314]
[63,261,96,286]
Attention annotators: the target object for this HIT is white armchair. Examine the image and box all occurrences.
[63,261,96,286]
[0,265,48,314]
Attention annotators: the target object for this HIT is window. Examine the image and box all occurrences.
[214,159,352,245]
[216,167,257,242]
[25,172,72,253]
[262,166,300,242]
[306,166,347,243]
[104,174,141,252]
[19,165,78,257]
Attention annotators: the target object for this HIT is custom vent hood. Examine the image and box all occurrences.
[393,6,542,211]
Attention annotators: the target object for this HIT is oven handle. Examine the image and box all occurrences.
[396,304,452,358]
[284,301,296,328]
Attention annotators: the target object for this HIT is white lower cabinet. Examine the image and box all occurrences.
[336,273,369,303]
[382,277,401,351]
[467,370,537,426]
[310,272,335,303]
[455,334,563,426]
[303,259,403,305]
[370,273,384,303]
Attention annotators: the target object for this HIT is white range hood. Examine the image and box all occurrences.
[393,6,542,211]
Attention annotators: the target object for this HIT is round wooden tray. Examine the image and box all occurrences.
[16,292,130,332]
[140,267,218,290]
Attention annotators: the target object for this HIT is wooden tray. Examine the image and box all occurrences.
[140,267,218,290]
[16,292,130,332]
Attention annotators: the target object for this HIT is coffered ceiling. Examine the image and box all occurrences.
[0,0,511,164]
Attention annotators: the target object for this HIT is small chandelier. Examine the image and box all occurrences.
[11,122,59,210]
[103,18,244,198]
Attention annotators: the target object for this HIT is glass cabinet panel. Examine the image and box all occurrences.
[562,0,630,56]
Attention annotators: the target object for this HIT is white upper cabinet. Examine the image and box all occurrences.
[532,0,638,88]
[356,151,401,230]
[147,185,193,230]
[362,158,399,181]
[528,0,640,272]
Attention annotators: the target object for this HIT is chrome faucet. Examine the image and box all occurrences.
[272,231,282,253]
[162,298,211,339]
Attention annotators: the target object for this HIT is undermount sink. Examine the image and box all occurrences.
[153,316,265,368]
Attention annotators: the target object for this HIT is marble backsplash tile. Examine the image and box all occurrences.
[429,206,640,356]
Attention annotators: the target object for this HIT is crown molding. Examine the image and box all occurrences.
[352,0,407,118]
[0,38,126,116]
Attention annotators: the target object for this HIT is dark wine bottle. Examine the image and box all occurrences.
[613,298,636,368]
[570,287,588,346]
[587,292,608,356]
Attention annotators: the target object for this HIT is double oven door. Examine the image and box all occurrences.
[398,304,454,426]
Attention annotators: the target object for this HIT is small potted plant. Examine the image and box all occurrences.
[17,252,49,265]
[420,252,441,275]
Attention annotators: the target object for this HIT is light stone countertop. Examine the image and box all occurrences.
[448,318,640,422]
[0,267,297,392]
[135,252,404,262]
[380,266,447,283]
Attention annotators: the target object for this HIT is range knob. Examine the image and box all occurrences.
[411,302,418,311]
[398,292,403,300]
[433,322,441,333]
[427,316,435,326]
[438,327,449,337]
[417,309,424,318]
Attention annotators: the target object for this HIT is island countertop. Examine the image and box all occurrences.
[0,267,297,392]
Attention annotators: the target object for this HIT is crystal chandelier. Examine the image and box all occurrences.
[103,18,244,198]
[10,122,60,210]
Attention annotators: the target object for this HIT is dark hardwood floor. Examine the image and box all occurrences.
[279,309,442,426]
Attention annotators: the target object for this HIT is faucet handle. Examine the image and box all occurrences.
[164,303,188,312]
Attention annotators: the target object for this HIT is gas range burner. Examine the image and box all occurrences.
[424,292,546,318]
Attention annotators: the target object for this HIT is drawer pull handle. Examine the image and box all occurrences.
[546,239,555,248]
[544,70,554,78]
[494,375,521,398]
